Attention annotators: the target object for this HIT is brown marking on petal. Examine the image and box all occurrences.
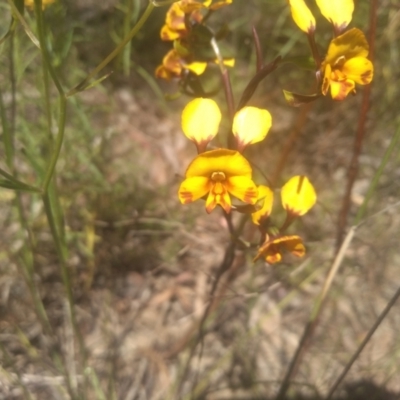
[361,69,373,84]
[180,191,193,204]
[333,80,354,101]
[243,187,258,204]
[296,176,305,194]
[307,23,316,35]
[334,22,349,35]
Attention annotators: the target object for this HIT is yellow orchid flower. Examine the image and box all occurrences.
[315,0,354,34]
[254,234,305,264]
[321,28,373,100]
[160,1,203,41]
[288,0,316,34]
[232,107,272,152]
[251,185,274,225]
[178,149,258,214]
[155,50,207,81]
[281,175,316,217]
[288,0,354,35]
[25,0,55,8]
[181,98,222,153]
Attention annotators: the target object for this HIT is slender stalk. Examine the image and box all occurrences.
[122,0,134,76]
[307,31,320,70]
[34,2,87,391]
[252,26,262,73]
[67,1,155,96]
[210,37,235,121]
[1,31,52,335]
[336,0,378,248]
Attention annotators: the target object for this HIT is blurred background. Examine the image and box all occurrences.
[0,0,400,399]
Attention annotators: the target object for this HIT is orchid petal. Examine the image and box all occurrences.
[288,0,316,34]
[181,99,221,151]
[281,176,316,216]
[232,107,272,152]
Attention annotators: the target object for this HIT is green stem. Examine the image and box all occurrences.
[67,1,155,96]
[34,0,88,380]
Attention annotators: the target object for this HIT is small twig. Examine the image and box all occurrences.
[336,0,378,249]
[236,56,281,111]
[325,286,400,400]
[252,26,262,73]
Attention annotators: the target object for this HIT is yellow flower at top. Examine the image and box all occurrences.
[25,0,55,8]
[181,98,272,153]
[178,149,258,214]
[181,98,222,153]
[321,28,373,100]
[288,0,354,35]
[288,0,316,34]
[160,0,232,41]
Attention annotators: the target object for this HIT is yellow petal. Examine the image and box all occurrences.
[288,0,316,34]
[160,25,181,41]
[284,236,306,258]
[226,176,258,205]
[329,78,355,100]
[209,0,232,10]
[155,65,172,81]
[166,3,186,31]
[321,62,332,96]
[316,0,354,32]
[232,107,272,152]
[251,185,274,225]
[180,0,205,12]
[281,176,316,216]
[182,61,208,76]
[254,235,305,263]
[162,50,183,75]
[214,58,235,67]
[181,99,221,151]
[323,28,369,67]
[25,0,55,9]
[342,57,373,85]
[179,176,211,204]
[185,149,253,179]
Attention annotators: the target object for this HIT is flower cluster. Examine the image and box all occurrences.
[288,0,373,101]
[155,0,233,82]
[177,98,317,263]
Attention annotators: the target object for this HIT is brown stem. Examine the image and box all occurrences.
[236,56,281,111]
[336,0,378,249]
[252,25,262,73]
[307,31,321,70]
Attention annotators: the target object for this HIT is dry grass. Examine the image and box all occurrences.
[1,1,400,399]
